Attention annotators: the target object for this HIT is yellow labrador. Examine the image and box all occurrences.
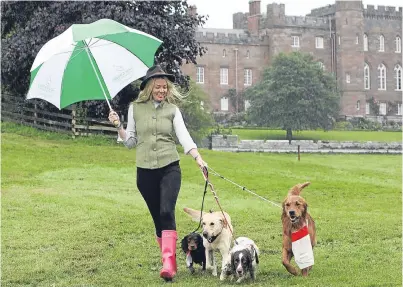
[183,207,233,280]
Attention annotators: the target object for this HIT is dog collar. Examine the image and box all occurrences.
[207,224,225,243]
[207,234,219,243]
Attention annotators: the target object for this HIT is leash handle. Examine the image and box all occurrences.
[201,166,208,181]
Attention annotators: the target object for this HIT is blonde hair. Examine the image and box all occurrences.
[136,77,186,104]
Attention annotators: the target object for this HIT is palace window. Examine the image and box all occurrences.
[244,69,252,86]
[379,35,385,52]
[396,36,402,53]
[379,102,387,115]
[291,36,300,47]
[220,68,228,85]
[364,63,370,89]
[395,65,402,91]
[315,37,324,49]
[377,64,386,90]
[220,97,229,111]
[196,66,204,84]
[363,34,368,51]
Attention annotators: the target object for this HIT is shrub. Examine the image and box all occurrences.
[347,118,382,131]
[334,121,353,131]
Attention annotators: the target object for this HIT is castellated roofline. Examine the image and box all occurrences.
[364,5,402,19]
[195,28,268,45]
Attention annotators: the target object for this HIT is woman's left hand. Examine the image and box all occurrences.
[195,155,207,169]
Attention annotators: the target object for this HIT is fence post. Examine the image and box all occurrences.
[298,145,300,161]
[34,103,37,125]
[71,105,76,139]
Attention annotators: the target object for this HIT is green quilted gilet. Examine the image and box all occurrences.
[133,101,180,169]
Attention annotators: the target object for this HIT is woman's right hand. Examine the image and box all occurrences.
[108,110,120,127]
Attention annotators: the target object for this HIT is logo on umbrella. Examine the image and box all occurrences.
[113,65,133,83]
[38,77,55,94]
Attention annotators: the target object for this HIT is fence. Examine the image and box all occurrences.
[1,94,123,138]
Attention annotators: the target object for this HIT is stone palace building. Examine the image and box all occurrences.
[181,0,402,120]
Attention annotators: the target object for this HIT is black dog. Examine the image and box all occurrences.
[181,233,206,274]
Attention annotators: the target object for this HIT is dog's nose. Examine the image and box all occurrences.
[289,210,295,216]
[202,232,208,238]
[237,270,243,275]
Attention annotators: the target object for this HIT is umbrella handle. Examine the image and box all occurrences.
[109,109,121,128]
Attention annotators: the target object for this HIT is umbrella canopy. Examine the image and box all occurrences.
[27,19,162,109]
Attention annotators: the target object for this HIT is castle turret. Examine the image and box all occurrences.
[266,3,285,27]
[334,0,365,116]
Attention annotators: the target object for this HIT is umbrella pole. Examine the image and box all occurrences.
[84,41,119,127]
[84,41,113,111]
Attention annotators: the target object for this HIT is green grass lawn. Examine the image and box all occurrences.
[2,124,402,286]
[230,128,402,142]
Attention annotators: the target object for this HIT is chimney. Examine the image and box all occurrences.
[249,0,261,15]
[247,0,261,35]
[188,5,197,16]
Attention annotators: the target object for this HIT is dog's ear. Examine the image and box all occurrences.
[181,235,189,253]
[288,182,310,196]
[245,250,253,271]
[196,234,204,248]
[220,218,228,228]
[231,252,236,273]
[252,246,259,264]
[183,207,204,222]
[302,201,308,218]
[281,199,288,219]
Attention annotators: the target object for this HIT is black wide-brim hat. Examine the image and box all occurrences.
[140,65,175,90]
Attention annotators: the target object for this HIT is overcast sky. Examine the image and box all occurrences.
[187,0,403,29]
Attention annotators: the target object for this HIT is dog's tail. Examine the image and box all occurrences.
[288,182,310,196]
[183,207,203,222]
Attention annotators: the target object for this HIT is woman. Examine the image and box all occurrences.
[108,65,206,281]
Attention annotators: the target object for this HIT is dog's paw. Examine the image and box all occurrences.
[189,266,195,274]
[220,272,227,281]
[212,270,218,277]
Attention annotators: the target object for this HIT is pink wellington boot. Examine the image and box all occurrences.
[159,230,177,281]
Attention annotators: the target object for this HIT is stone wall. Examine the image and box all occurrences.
[211,135,402,154]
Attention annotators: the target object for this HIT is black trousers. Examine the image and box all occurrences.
[136,161,181,238]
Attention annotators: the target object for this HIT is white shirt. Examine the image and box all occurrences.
[122,102,197,154]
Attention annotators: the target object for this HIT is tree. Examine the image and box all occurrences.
[1,1,207,117]
[223,88,245,113]
[178,81,214,144]
[244,52,340,143]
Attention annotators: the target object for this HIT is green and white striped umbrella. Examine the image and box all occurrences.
[27,19,162,109]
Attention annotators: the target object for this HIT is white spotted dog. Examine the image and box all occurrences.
[223,237,260,283]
